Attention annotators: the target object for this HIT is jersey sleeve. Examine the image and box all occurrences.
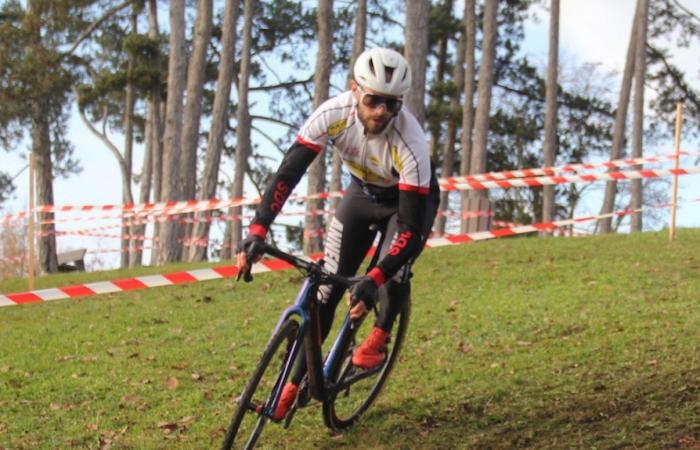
[249,96,352,237]
[294,96,340,153]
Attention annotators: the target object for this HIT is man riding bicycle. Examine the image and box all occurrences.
[236,47,439,421]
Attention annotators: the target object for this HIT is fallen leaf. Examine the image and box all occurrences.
[120,394,140,406]
[165,377,179,390]
[177,415,197,429]
[191,373,203,382]
[458,342,472,353]
[157,421,178,434]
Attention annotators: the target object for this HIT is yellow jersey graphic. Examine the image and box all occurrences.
[391,145,404,172]
[345,160,390,184]
[327,119,347,138]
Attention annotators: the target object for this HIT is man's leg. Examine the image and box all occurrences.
[287,183,379,385]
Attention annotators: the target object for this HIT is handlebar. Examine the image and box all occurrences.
[238,242,357,289]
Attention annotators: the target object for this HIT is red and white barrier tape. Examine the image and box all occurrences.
[0,254,27,266]
[454,151,697,181]
[40,230,157,240]
[4,151,697,226]
[0,204,659,308]
[440,167,700,191]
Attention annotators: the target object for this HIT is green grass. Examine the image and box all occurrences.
[1,229,699,449]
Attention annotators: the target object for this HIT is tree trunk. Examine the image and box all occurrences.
[303,0,333,255]
[131,0,162,267]
[598,1,640,234]
[630,0,648,232]
[31,100,58,274]
[403,0,430,125]
[428,0,453,162]
[223,0,253,260]
[131,104,154,267]
[189,0,240,262]
[329,0,366,214]
[25,1,57,273]
[122,9,137,268]
[541,0,559,233]
[179,0,213,260]
[148,0,164,266]
[157,0,187,264]
[436,29,465,236]
[459,0,476,234]
[467,0,498,230]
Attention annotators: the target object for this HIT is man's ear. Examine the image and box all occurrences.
[350,80,360,101]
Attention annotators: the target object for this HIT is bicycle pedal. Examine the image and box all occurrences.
[245,401,265,414]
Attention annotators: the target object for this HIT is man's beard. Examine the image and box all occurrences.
[358,109,392,134]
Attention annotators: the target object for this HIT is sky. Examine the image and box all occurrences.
[2,0,699,269]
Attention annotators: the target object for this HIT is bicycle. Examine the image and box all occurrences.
[221,241,410,449]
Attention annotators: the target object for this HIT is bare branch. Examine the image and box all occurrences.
[647,44,700,111]
[66,0,133,55]
[251,125,287,156]
[672,0,700,22]
[72,86,126,167]
[250,114,297,129]
[249,75,314,92]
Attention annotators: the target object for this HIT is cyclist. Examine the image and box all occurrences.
[236,47,439,420]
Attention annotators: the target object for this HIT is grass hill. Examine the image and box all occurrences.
[1,229,699,449]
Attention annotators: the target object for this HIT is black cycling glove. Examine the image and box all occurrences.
[350,276,379,309]
[236,234,265,282]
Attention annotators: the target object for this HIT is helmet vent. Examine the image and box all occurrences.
[385,66,394,83]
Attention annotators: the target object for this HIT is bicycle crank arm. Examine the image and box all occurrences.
[332,364,385,392]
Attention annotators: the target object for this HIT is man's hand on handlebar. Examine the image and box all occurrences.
[235,235,265,282]
[347,276,379,320]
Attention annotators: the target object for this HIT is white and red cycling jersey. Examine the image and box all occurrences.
[249,90,438,286]
[296,91,432,194]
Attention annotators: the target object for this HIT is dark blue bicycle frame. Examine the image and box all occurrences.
[262,274,355,419]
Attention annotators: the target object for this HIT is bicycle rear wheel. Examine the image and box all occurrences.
[221,319,299,450]
[322,299,410,430]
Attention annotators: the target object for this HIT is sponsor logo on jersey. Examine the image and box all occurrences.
[388,230,413,256]
[327,119,348,137]
[270,181,290,213]
[392,145,404,172]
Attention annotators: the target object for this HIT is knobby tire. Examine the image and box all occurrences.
[322,299,410,430]
[221,319,299,450]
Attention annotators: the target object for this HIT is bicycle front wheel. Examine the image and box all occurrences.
[221,319,299,450]
[322,299,410,430]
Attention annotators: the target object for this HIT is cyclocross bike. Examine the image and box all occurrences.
[221,240,410,449]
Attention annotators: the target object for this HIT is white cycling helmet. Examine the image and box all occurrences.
[353,47,412,97]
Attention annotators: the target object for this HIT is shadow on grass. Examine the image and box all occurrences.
[309,366,700,450]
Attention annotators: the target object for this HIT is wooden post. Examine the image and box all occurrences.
[28,153,36,290]
[669,102,683,242]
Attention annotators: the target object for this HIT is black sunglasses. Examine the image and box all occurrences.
[357,85,403,114]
